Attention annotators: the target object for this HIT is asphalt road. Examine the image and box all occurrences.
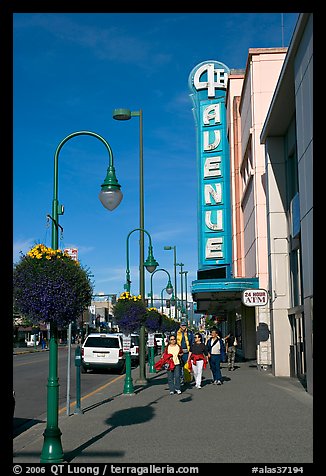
[13,345,131,437]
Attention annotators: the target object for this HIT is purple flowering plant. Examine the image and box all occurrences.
[144,307,162,333]
[113,291,147,333]
[13,244,93,327]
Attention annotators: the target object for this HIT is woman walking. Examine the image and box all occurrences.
[164,334,184,395]
[206,327,226,385]
[187,333,208,388]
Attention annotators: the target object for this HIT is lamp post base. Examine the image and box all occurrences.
[40,427,64,463]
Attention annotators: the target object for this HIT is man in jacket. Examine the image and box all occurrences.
[176,320,194,384]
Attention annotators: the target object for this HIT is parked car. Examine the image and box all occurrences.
[25,336,39,347]
[81,333,125,374]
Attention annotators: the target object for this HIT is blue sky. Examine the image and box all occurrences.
[13,12,299,303]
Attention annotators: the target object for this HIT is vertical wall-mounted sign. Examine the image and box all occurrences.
[188,60,231,277]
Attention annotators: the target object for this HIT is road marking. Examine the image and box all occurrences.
[59,374,124,414]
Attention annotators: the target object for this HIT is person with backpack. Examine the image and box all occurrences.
[206,327,226,385]
[225,332,238,371]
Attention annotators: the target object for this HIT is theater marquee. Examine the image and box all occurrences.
[188,61,231,277]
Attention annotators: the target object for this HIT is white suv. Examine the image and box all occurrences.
[81,333,125,374]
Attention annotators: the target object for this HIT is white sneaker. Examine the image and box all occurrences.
[169,391,174,395]
[196,385,201,389]
[176,390,181,394]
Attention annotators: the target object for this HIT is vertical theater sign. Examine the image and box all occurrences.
[188,61,232,278]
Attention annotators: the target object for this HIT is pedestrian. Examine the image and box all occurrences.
[164,334,183,395]
[187,333,208,389]
[225,332,238,371]
[206,326,226,385]
[41,337,46,350]
[176,320,194,384]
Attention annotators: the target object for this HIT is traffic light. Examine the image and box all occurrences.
[166,299,170,308]
[111,294,117,304]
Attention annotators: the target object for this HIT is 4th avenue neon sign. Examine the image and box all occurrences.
[189,60,231,274]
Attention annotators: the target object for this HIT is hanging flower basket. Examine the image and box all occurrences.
[13,244,93,327]
[161,315,179,334]
[113,291,147,334]
[144,307,162,333]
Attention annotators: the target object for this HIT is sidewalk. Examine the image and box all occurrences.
[13,360,313,464]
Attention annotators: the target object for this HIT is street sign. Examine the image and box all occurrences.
[122,335,131,352]
[147,333,155,347]
[242,289,268,307]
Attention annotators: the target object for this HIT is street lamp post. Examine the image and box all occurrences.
[113,108,148,384]
[124,227,159,384]
[125,228,159,294]
[164,246,178,320]
[176,262,185,317]
[148,268,173,373]
[149,268,173,308]
[160,287,171,313]
[183,271,189,324]
[41,131,122,463]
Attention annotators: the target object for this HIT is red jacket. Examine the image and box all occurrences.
[188,353,207,371]
[154,353,175,371]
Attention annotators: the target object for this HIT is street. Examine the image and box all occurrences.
[13,346,130,437]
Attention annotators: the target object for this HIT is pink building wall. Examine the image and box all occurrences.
[239,49,287,289]
[226,73,245,278]
[227,48,287,366]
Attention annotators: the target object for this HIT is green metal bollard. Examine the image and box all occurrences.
[40,325,64,463]
[149,346,156,373]
[74,345,83,414]
[123,351,134,394]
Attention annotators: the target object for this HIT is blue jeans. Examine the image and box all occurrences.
[209,354,223,381]
[167,364,181,392]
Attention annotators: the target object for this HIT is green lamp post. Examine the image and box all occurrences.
[40,131,122,463]
[176,262,185,318]
[124,227,159,384]
[149,268,174,308]
[113,108,150,384]
[164,245,178,321]
[160,287,170,313]
[148,268,173,372]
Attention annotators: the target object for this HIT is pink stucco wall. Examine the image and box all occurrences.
[238,48,287,289]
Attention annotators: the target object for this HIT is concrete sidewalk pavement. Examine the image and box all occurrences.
[13,360,313,464]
